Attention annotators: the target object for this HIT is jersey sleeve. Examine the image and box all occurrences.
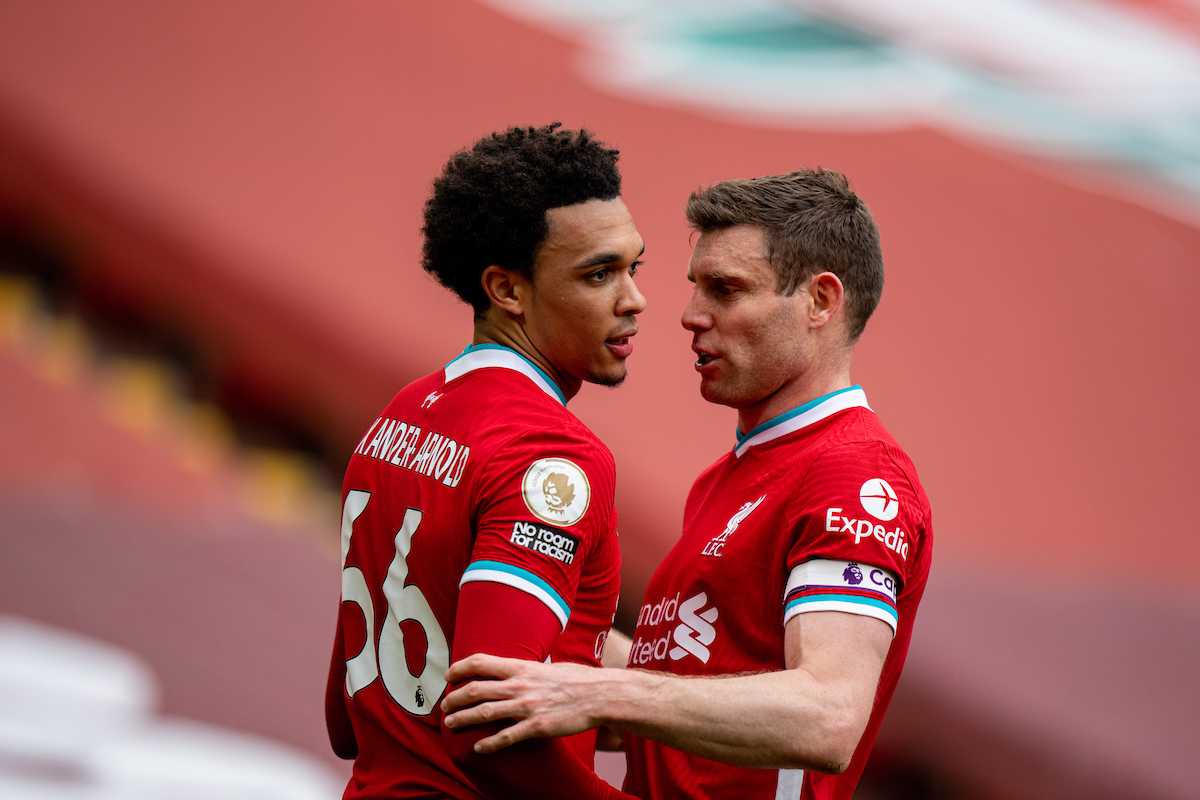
[782,441,923,634]
[443,580,634,800]
[461,428,616,630]
[324,613,357,759]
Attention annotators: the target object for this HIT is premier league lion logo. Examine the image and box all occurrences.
[843,562,863,585]
[542,472,575,516]
[523,457,590,526]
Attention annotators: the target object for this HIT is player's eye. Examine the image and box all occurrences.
[629,260,643,277]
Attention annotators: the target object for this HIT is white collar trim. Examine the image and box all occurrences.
[734,388,870,458]
[444,346,565,406]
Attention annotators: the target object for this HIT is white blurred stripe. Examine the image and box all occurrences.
[0,615,342,799]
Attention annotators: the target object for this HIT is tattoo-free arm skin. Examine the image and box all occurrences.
[444,610,890,772]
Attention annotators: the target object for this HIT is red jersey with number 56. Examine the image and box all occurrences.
[334,344,622,799]
[623,386,933,800]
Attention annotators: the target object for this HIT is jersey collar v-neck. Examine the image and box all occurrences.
[443,343,567,406]
[733,385,870,459]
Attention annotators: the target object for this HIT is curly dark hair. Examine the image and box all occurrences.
[421,123,622,315]
[686,169,884,341]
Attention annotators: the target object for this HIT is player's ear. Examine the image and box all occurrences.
[807,272,844,330]
[481,265,529,317]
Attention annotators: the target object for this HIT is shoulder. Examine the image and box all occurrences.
[467,388,615,515]
[806,409,925,494]
[493,415,616,501]
[802,439,926,515]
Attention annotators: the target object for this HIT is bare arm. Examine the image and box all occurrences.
[600,628,631,669]
[594,628,631,750]
[443,610,891,772]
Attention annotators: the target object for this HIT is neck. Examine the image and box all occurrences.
[472,316,581,401]
[736,353,853,436]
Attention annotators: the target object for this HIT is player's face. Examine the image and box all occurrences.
[681,225,811,421]
[523,198,646,394]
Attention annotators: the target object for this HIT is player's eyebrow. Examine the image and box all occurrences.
[574,244,646,271]
[695,270,745,285]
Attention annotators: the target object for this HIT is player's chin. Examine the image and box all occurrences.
[698,379,738,407]
[587,362,628,388]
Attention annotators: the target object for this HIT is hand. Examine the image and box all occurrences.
[441,654,610,753]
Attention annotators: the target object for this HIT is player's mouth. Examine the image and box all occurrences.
[605,328,638,359]
[693,346,720,371]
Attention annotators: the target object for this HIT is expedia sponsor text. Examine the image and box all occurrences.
[826,507,908,560]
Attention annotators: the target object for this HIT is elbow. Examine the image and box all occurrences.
[324,694,358,760]
[443,722,483,773]
[329,733,358,761]
[784,706,867,775]
[819,707,868,774]
[442,718,506,780]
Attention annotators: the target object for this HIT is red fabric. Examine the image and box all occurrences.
[784,441,923,584]
[623,395,933,800]
[333,354,623,798]
[324,613,358,759]
[442,580,633,799]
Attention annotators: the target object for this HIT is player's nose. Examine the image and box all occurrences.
[617,273,647,316]
[680,288,710,331]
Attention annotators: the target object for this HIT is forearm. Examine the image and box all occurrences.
[593,667,863,771]
[442,613,891,772]
[600,628,631,668]
[595,630,629,751]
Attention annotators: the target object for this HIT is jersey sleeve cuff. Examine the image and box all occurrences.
[783,559,898,635]
[460,560,571,630]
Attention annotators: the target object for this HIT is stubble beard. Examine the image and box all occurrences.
[699,367,736,407]
[588,363,628,388]
[699,365,760,410]
[700,381,740,408]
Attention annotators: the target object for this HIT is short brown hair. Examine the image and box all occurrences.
[685,169,883,341]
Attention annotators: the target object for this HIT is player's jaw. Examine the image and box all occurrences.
[690,336,760,408]
[588,324,638,386]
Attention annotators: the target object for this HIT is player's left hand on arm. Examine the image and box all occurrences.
[442,654,609,753]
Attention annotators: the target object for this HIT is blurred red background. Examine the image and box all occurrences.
[0,2,1197,798]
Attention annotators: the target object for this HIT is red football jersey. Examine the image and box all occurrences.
[623,386,933,800]
[333,344,622,798]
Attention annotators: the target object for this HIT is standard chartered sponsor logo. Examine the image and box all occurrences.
[629,592,719,666]
[669,593,719,663]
